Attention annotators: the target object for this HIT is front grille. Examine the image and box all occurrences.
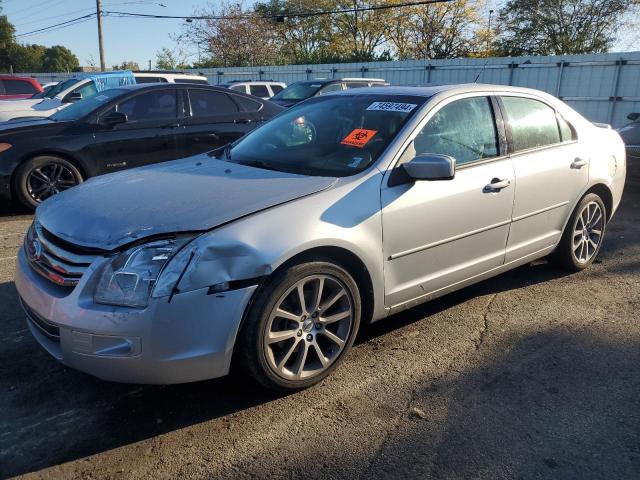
[25,222,101,287]
[20,297,60,340]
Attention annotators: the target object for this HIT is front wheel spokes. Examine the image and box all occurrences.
[265,274,354,380]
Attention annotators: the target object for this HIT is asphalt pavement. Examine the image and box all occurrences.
[0,159,638,479]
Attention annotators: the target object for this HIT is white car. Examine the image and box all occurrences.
[220,81,286,99]
[133,71,209,85]
[0,71,208,122]
[0,71,136,122]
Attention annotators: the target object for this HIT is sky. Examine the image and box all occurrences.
[2,0,638,69]
[2,0,218,68]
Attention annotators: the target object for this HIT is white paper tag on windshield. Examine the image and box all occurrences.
[367,102,417,113]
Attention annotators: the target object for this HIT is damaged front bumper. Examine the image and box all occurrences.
[15,247,257,384]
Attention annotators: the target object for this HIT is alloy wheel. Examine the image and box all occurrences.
[263,274,354,380]
[572,201,604,264]
[26,162,79,203]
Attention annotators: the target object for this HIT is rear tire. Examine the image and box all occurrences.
[237,260,361,392]
[14,155,83,210]
[551,193,607,271]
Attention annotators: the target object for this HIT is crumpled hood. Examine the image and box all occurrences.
[37,155,337,250]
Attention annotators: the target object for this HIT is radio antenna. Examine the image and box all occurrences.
[474,9,494,83]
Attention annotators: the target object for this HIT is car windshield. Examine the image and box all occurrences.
[50,89,125,122]
[40,78,80,98]
[271,82,325,101]
[225,94,426,177]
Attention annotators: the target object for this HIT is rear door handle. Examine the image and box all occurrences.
[483,178,511,193]
[571,157,588,169]
[234,118,252,125]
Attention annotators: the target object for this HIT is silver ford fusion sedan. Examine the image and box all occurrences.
[16,84,626,391]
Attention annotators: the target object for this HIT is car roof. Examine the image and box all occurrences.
[333,83,560,99]
[0,75,39,82]
[116,83,228,92]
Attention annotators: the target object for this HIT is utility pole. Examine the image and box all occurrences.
[96,0,106,71]
[487,9,494,55]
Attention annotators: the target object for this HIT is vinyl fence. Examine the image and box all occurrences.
[13,51,640,128]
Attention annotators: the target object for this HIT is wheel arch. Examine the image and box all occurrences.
[585,183,614,222]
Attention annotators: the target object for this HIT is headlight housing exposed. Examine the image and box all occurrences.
[94,236,193,308]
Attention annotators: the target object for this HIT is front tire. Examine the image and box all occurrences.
[552,193,607,271]
[237,260,361,392]
[14,155,83,209]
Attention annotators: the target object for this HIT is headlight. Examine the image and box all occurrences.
[94,236,193,308]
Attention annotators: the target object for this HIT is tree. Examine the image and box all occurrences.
[495,0,640,55]
[155,47,190,70]
[331,0,391,61]
[0,14,15,70]
[40,46,80,72]
[255,0,337,64]
[386,0,485,60]
[112,60,140,71]
[176,2,283,67]
[6,43,46,72]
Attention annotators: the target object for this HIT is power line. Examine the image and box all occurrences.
[15,13,96,38]
[103,0,454,21]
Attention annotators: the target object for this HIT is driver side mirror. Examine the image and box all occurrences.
[100,111,128,127]
[402,154,456,181]
[63,92,83,103]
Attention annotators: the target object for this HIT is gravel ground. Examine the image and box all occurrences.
[0,160,638,480]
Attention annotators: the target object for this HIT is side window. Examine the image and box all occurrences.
[230,85,246,93]
[4,79,39,94]
[271,84,284,94]
[249,84,270,97]
[135,77,168,84]
[414,96,499,165]
[317,83,342,95]
[557,113,576,142]
[232,94,262,112]
[175,78,209,84]
[189,89,239,117]
[71,82,98,100]
[116,90,177,122]
[501,96,561,151]
[345,82,369,89]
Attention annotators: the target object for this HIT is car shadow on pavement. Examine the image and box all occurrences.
[0,258,576,478]
[361,327,640,479]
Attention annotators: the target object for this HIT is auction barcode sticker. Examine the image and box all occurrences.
[367,102,417,113]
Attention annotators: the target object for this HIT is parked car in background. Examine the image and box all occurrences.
[270,77,388,107]
[220,81,286,99]
[134,71,209,85]
[0,76,43,100]
[15,84,625,391]
[0,71,136,122]
[0,83,283,208]
[617,112,640,161]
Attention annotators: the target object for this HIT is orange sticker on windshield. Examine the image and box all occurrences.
[341,129,377,148]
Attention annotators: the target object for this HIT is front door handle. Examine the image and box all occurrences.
[234,118,252,125]
[571,157,588,169]
[483,178,511,193]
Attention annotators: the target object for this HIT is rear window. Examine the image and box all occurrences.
[189,89,239,116]
[345,82,369,89]
[3,79,39,94]
[501,96,561,151]
[271,85,284,94]
[250,85,270,97]
[136,77,168,84]
[175,78,208,85]
[230,85,246,92]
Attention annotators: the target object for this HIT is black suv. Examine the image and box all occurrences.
[270,78,388,108]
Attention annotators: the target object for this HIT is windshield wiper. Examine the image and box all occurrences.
[237,159,283,172]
